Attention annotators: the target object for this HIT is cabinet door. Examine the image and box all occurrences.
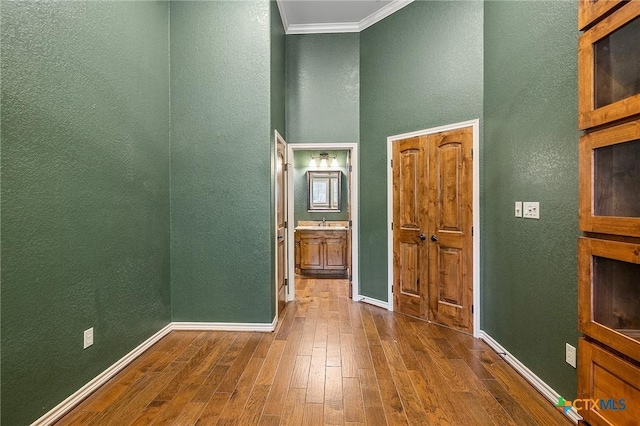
[578,338,640,425]
[578,237,640,362]
[300,234,324,270]
[324,235,346,270]
[578,0,625,30]
[579,119,640,237]
[578,3,640,129]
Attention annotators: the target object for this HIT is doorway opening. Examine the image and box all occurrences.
[286,143,359,304]
[386,120,480,337]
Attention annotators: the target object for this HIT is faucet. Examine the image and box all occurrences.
[322,217,326,227]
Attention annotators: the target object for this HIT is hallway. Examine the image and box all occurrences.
[55,277,571,425]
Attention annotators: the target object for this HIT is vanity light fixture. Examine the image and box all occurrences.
[309,152,338,168]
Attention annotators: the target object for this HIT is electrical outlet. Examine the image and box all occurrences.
[523,201,540,219]
[515,201,523,217]
[566,343,576,368]
[84,328,94,349]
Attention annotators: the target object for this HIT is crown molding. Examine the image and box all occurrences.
[276,0,289,33]
[278,0,413,35]
[286,22,361,35]
[358,0,414,31]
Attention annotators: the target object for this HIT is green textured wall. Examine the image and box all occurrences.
[359,1,484,301]
[0,2,171,424]
[170,1,273,323]
[285,33,359,143]
[293,150,349,224]
[483,0,580,399]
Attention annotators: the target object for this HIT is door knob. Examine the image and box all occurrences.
[278,235,284,240]
[419,234,427,241]
[430,235,438,242]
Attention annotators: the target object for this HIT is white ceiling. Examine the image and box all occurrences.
[277,0,413,34]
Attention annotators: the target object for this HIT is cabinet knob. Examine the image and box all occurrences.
[430,235,438,242]
[419,234,427,241]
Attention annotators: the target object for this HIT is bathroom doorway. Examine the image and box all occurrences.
[286,143,359,303]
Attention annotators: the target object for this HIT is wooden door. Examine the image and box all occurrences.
[392,136,429,319]
[427,127,473,333]
[346,150,353,297]
[276,137,287,317]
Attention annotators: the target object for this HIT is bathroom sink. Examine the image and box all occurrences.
[295,225,347,230]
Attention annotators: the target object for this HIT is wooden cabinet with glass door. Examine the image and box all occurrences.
[578,0,625,30]
[578,1,640,129]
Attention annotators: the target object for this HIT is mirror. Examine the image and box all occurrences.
[307,170,341,212]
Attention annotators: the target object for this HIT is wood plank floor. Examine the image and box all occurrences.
[55,277,571,425]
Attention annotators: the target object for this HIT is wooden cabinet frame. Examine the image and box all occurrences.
[578,338,640,425]
[579,119,640,236]
[578,237,640,362]
[578,2,640,129]
[578,0,625,30]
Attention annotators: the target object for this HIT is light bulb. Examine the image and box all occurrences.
[320,158,328,168]
[331,157,339,167]
[309,158,317,167]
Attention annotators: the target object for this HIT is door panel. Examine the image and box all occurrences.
[276,138,287,317]
[300,236,324,269]
[324,236,346,269]
[393,136,428,319]
[428,127,473,333]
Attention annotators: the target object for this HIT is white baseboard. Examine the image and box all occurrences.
[31,317,278,425]
[171,318,277,332]
[31,323,173,426]
[479,330,582,424]
[357,296,389,310]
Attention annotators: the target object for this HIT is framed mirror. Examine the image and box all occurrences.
[307,170,341,212]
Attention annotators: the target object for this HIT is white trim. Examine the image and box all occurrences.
[274,130,287,322]
[479,331,582,424]
[172,319,277,332]
[275,0,289,33]
[286,143,359,303]
[386,119,481,338]
[358,296,389,310]
[278,0,413,35]
[359,0,414,31]
[30,324,173,426]
[286,22,360,35]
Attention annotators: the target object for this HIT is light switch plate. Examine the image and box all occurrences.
[515,201,522,217]
[523,202,540,219]
[566,343,576,368]
[84,328,94,349]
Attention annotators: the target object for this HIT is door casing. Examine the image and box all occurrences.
[387,119,480,337]
[274,130,288,320]
[286,143,359,303]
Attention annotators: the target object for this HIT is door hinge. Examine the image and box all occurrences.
[390,159,393,168]
[349,220,352,228]
[471,304,474,314]
[285,278,289,288]
[472,226,474,236]
[392,285,394,293]
[471,149,473,159]
[284,163,288,171]
[284,221,288,229]
[391,223,394,230]
[349,165,353,172]
[349,275,353,282]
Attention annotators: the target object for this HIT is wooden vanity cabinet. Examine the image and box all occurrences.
[295,230,347,274]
